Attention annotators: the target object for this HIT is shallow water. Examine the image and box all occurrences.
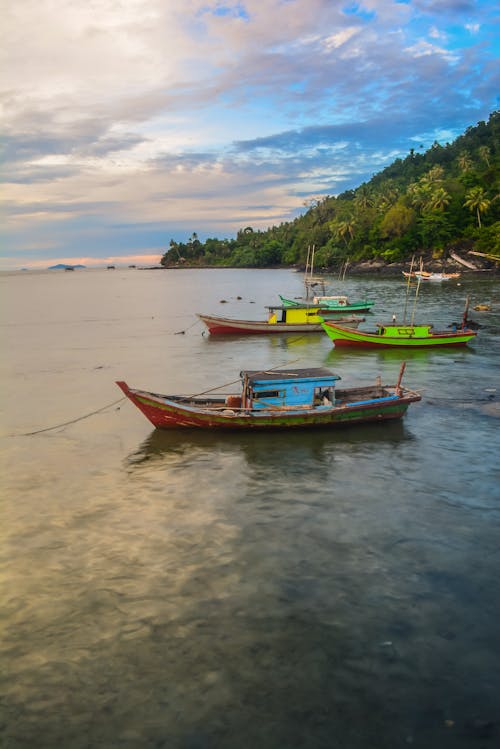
[1,268,499,748]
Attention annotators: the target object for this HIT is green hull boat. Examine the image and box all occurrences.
[322,321,477,348]
[279,294,374,314]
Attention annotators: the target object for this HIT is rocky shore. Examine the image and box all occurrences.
[318,250,498,277]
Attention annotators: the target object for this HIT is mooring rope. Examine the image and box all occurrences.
[13,396,127,437]
[173,318,203,335]
[12,346,312,435]
[181,356,306,399]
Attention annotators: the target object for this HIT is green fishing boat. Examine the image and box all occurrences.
[279,294,374,313]
[321,320,477,348]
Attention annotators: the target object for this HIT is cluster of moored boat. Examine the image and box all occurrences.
[196,290,477,348]
[118,274,481,431]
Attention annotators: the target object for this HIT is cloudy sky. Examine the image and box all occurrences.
[2,0,498,269]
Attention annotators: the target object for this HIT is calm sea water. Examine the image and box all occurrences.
[1,268,499,749]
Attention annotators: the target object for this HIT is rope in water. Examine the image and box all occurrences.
[12,348,311,434]
[181,356,306,399]
[14,396,126,437]
[173,318,203,335]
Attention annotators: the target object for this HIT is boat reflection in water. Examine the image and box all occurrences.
[126,417,412,472]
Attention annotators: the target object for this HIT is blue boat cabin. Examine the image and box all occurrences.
[241,368,340,410]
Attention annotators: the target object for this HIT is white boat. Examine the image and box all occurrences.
[402,271,460,282]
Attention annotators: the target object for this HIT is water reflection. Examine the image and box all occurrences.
[325,343,475,366]
[203,331,326,350]
[126,420,412,470]
[3,270,499,749]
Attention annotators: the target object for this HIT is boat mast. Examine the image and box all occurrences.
[395,361,406,395]
[461,296,471,329]
[304,244,316,299]
[409,276,422,326]
[403,255,415,323]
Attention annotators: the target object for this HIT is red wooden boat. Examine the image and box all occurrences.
[116,363,420,430]
[197,308,363,335]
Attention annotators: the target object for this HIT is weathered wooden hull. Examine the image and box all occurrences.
[322,321,477,347]
[197,312,362,335]
[402,271,460,282]
[116,381,421,430]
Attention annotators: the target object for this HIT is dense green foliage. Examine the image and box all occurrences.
[161,112,500,269]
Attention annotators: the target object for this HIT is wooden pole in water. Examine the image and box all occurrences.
[403,255,415,323]
[305,245,311,275]
[410,276,421,326]
[396,361,406,395]
[461,295,470,329]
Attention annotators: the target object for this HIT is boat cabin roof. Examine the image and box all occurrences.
[241,367,339,385]
[265,303,319,311]
[376,323,433,335]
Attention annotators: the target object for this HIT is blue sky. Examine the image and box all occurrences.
[2,0,498,269]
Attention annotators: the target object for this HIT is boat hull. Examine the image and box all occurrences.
[117,381,421,430]
[279,295,374,313]
[322,322,477,347]
[197,313,362,335]
[402,271,460,282]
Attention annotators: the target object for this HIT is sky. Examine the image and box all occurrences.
[2,0,499,269]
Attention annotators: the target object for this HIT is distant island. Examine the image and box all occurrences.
[47,264,86,270]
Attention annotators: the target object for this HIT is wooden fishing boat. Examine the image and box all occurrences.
[402,271,460,282]
[197,306,364,335]
[116,364,420,430]
[279,294,374,313]
[322,320,477,347]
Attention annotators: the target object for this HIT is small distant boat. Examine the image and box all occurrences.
[473,303,491,311]
[402,271,460,282]
[322,320,477,348]
[197,305,364,335]
[116,363,421,430]
[279,294,374,313]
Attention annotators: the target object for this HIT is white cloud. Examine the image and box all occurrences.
[323,27,361,50]
[404,39,459,63]
[429,25,447,40]
[1,0,497,266]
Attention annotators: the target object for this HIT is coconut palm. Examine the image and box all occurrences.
[354,185,374,210]
[420,166,445,185]
[331,219,355,247]
[458,150,473,173]
[426,187,451,212]
[407,182,432,212]
[463,186,491,228]
[478,145,491,168]
[375,185,399,213]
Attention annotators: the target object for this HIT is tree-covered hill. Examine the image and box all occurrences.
[161,111,499,271]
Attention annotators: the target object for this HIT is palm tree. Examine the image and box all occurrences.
[420,166,445,186]
[331,219,355,247]
[408,182,432,212]
[463,186,491,228]
[354,186,374,211]
[478,145,491,168]
[375,185,399,213]
[458,150,473,173]
[426,187,451,212]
